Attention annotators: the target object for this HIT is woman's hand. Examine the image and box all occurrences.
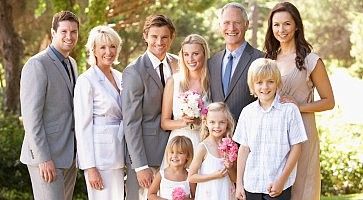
[181,115,196,127]
[280,95,298,106]
[86,167,104,190]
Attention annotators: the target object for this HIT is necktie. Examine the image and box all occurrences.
[63,59,76,155]
[223,54,233,96]
[61,59,77,156]
[159,63,165,87]
[62,59,72,82]
[62,59,76,94]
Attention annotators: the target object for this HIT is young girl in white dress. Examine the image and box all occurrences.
[188,102,237,200]
[148,136,196,200]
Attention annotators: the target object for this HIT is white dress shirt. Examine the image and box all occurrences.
[147,50,172,81]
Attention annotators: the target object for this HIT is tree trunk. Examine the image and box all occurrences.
[0,0,23,114]
[250,1,259,48]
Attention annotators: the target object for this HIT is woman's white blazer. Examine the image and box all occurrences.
[74,65,124,170]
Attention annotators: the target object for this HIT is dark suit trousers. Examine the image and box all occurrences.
[245,187,291,200]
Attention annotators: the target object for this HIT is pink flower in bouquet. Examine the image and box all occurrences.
[172,187,186,200]
[218,137,238,162]
[178,90,207,129]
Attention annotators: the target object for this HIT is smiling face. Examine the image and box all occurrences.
[182,43,205,72]
[272,11,296,45]
[253,77,278,108]
[206,110,228,139]
[51,20,78,57]
[167,145,189,168]
[94,39,117,68]
[220,7,248,51]
[143,26,173,61]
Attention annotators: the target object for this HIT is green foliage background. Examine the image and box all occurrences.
[0,0,362,199]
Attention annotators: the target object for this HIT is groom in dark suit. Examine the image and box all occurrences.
[122,14,178,200]
[209,2,263,122]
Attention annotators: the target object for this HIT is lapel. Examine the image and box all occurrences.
[69,58,78,78]
[91,66,122,113]
[225,43,253,98]
[143,53,164,90]
[46,47,73,95]
[211,50,225,100]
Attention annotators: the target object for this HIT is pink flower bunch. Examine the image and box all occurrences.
[218,137,238,162]
[178,90,207,129]
[172,186,186,200]
[198,97,208,117]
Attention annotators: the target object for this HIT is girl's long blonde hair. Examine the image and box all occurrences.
[200,102,235,140]
[178,34,210,96]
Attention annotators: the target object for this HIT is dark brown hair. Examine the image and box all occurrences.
[264,2,312,71]
[52,11,79,31]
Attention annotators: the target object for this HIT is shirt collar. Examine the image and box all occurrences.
[49,45,66,62]
[225,41,247,58]
[255,94,282,112]
[146,50,167,70]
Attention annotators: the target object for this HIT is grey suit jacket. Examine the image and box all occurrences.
[208,43,263,121]
[20,47,78,168]
[122,52,178,169]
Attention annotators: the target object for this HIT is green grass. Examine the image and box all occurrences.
[322,193,363,200]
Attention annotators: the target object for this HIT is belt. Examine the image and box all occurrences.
[93,116,122,125]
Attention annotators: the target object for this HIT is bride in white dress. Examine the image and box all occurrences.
[161,34,210,168]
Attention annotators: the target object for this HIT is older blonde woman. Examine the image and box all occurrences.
[74,25,124,199]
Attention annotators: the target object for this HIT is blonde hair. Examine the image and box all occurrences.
[247,58,282,97]
[166,136,194,167]
[85,25,122,66]
[178,34,210,96]
[200,102,235,140]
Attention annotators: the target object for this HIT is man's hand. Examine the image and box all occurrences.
[39,160,56,183]
[86,167,104,190]
[136,168,154,188]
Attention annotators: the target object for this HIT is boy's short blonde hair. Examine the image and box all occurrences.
[247,58,282,97]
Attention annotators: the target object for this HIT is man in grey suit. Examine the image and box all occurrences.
[19,11,79,200]
[122,14,178,200]
[209,2,263,122]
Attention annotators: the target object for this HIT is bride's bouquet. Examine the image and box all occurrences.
[177,90,207,129]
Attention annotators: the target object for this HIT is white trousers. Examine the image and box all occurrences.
[84,168,125,200]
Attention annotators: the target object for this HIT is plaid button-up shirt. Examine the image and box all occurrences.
[233,95,307,193]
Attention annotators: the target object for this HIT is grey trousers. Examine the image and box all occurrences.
[27,160,77,200]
